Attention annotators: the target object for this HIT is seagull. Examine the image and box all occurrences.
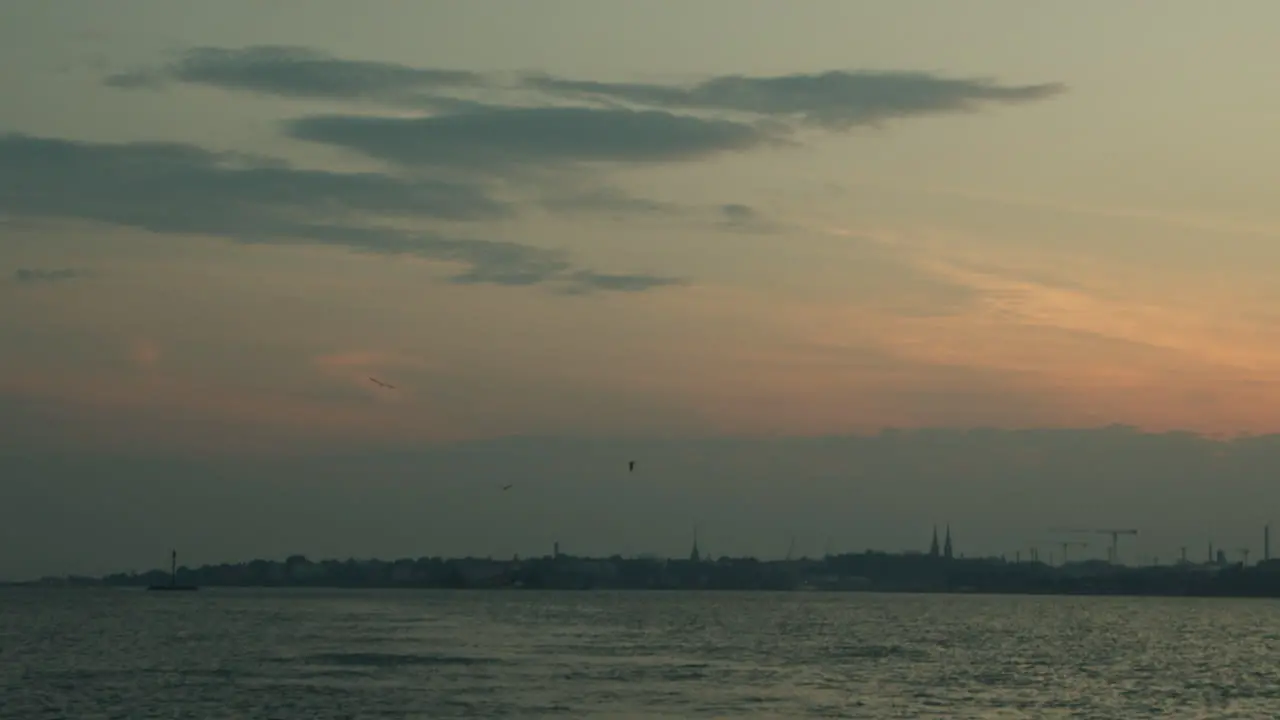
[501,484,513,491]
[368,376,396,390]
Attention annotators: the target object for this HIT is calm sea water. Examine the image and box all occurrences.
[3,588,1280,718]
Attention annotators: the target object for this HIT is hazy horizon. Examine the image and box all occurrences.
[5,425,1280,582]
[5,2,1280,580]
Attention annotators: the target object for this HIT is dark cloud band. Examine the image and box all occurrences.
[99,45,1065,225]
[0,134,680,294]
[108,45,1066,131]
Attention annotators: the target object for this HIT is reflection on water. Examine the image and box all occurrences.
[3,588,1279,718]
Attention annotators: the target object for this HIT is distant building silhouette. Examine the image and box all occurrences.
[81,544,1280,597]
[929,525,941,557]
[943,524,954,560]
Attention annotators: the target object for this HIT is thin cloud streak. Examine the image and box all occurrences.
[524,70,1066,129]
[108,46,1067,130]
[283,106,776,170]
[12,268,85,284]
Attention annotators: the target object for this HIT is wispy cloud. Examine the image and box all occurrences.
[105,45,482,105]
[103,46,1066,224]
[717,203,780,234]
[13,268,85,284]
[538,186,685,218]
[524,70,1067,130]
[927,261,1232,358]
[537,188,788,234]
[284,106,776,172]
[558,271,688,295]
[110,46,1066,131]
[829,251,1280,415]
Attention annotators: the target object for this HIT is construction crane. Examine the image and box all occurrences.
[1059,540,1088,565]
[1052,528,1139,564]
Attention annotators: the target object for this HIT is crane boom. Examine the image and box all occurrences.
[1051,527,1138,564]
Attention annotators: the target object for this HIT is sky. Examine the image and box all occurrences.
[4,1,1280,579]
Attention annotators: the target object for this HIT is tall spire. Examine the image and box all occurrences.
[943,524,953,560]
[929,525,940,557]
[689,524,701,563]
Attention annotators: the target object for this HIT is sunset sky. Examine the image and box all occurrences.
[4,2,1280,577]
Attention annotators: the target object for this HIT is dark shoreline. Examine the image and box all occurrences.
[20,552,1280,599]
[8,583,1280,602]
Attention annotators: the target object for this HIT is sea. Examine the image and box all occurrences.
[3,588,1279,718]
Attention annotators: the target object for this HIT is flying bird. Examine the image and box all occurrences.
[628,461,635,472]
[501,484,513,491]
[368,376,396,390]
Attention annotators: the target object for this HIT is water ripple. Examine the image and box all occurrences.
[4,588,1280,717]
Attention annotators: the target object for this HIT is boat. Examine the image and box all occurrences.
[147,549,198,592]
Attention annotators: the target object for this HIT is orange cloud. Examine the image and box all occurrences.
[605,245,1280,437]
[786,251,1280,434]
[912,259,1280,382]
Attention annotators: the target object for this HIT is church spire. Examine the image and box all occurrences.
[689,524,701,563]
[943,524,953,560]
[929,525,940,557]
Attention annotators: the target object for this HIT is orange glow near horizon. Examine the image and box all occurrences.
[8,244,1280,452]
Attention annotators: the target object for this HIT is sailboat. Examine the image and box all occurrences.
[147,549,198,592]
